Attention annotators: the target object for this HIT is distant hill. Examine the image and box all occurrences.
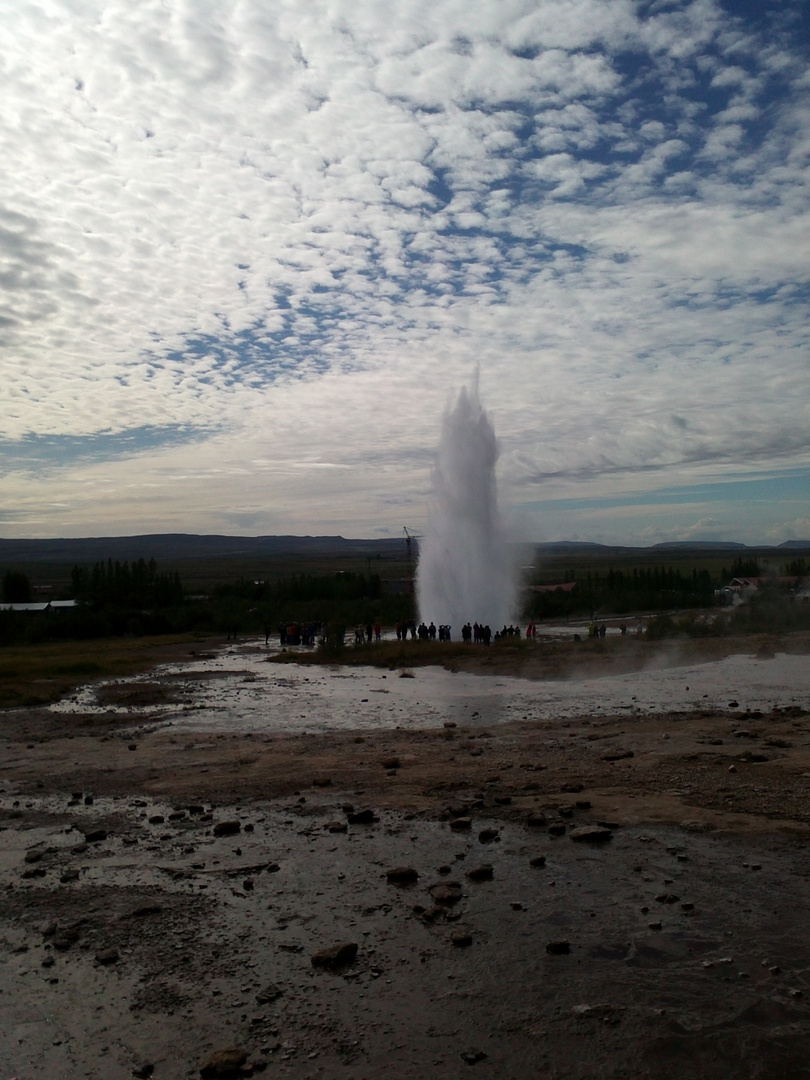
[650,541,748,551]
[1,533,808,565]
[0,534,408,564]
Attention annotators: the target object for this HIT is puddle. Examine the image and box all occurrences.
[48,639,810,735]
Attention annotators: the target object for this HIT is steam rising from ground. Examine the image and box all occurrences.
[416,377,517,631]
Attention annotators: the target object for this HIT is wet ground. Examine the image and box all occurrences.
[47,638,810,734]
[2,789,810,1080]
[3,635,810,1079]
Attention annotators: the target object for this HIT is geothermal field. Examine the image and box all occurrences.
[2,631,810,1080]
[2,387,810,1079]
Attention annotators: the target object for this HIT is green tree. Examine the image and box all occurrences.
[2,569,31,603]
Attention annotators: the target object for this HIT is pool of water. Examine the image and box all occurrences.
[49,639,810,734]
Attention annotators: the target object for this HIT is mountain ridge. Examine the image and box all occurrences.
[1,533,807,564]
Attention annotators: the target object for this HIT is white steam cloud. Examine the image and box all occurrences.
[416,375,517,631]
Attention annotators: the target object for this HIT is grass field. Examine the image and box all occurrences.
[0,634,211,709]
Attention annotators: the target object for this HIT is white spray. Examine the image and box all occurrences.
[416,375,517,632]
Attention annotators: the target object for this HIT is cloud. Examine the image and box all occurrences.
[0,0,808,542]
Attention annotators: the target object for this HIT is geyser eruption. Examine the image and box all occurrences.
[416,377,517,632]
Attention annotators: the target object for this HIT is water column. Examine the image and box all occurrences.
[416,376,517,631]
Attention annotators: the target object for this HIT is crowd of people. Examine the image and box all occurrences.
[389,620,539,644]
[277,621,321,647]
[273,618,541,648]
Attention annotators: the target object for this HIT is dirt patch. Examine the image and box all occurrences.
[93,680,191,709]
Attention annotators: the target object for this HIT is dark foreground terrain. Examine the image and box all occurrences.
[2,634,810,1080]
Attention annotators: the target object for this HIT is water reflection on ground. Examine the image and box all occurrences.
[49,638,810,734]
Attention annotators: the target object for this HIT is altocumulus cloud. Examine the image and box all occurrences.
[0,0,808,542]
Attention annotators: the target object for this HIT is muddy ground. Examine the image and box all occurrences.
[2,635,810,1079]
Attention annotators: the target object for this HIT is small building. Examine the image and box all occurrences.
[527,581,577,594]
[0,600,77,613]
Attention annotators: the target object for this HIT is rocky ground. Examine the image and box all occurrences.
[2,634,810,1079]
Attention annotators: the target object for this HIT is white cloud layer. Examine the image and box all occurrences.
[0,0,808,543]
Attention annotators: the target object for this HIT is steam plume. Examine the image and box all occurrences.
[416,375,517,631]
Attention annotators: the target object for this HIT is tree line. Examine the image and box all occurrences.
[2,551,807,647]
[527,565,716,620]
[70,558,184,609]
[1,561,410,645]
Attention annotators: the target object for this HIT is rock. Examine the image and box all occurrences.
[128,744,138,751]
[347,808,376,825]
[527,812,547,828]
[52,934,78,952]
[478,828,499,843]
[546,939,571,955]
[386,866,419,885]
[131,903,162,917]
[602,749,634,761]
[148,815,165,825]
[312,776,332,787]
[570,826,613,843]
[529,855,547,868]
[311,942,358,970]
[460,1050,487,1065]
[325,820,348,833]
[131,1061,154,1078]
[493,795,512,805]
[24,849,44,864]
[381,757,401,769]
[95,947,119,965]
[59,869,80,883]
[655,892,679,904]
[562,782,584,793]
[419,905,444,923]
[256,982,284,1004]
[451,930,473,947]
[466,865,494,882]
[83,829,108,843]
[449,817,472,831]
[548,823,566,837]
[558,805,574,818]
[429,882,463,905]
[213,820,241,837]
[199,1046,247,1078]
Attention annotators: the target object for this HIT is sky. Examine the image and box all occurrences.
[1,0,809,547]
